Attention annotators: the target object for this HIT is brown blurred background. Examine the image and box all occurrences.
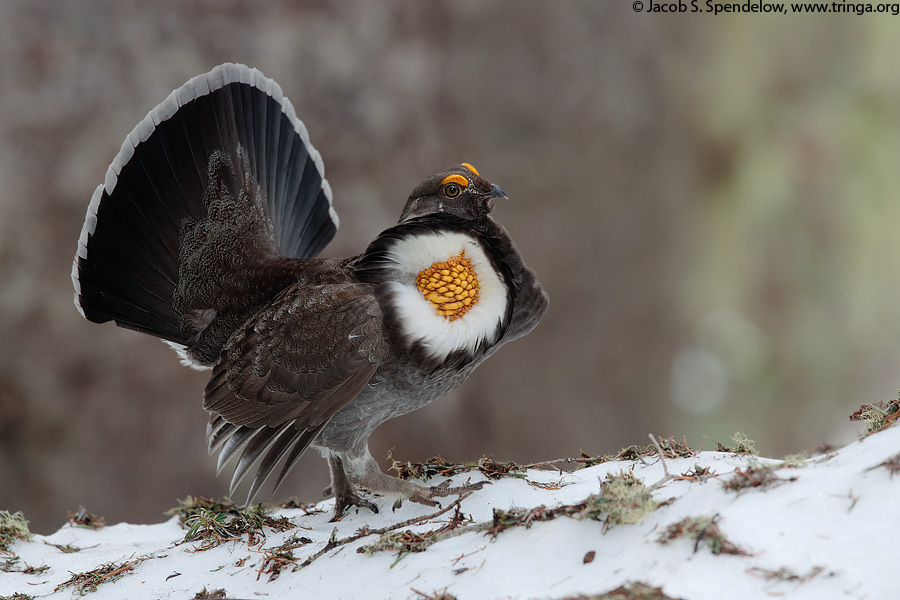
[2,1,898,533]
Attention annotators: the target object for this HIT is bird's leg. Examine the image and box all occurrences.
[328,454,378,521]
[340,449,487,511]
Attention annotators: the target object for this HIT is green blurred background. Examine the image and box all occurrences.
[1,1,896,533]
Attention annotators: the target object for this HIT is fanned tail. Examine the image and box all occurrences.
[72,63,337,353]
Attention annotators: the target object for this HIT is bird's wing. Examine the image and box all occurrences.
[203,281,386,498]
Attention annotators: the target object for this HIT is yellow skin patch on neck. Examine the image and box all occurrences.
[416,252,480,321]
[461,163,480,176]
[440,174,469,187]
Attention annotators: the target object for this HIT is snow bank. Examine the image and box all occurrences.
[2,424,897,600]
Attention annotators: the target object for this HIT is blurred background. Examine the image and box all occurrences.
[2,1,898,533]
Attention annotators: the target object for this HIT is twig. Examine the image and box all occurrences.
[693,513,719,554]
[100,563,135,579]
[648,433,675,491]
[298,493,473,569]
[521,457,578,469]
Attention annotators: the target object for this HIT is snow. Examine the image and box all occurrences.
[2,425,897,600]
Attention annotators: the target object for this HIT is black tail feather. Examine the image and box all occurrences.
[73,63,338,347]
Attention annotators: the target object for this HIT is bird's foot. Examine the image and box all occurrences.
[393,479,488,511]
[429,479,488,497]
[330,489,379,522]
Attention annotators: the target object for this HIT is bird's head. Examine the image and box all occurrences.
[399,163,507,222]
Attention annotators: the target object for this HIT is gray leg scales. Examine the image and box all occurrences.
[328,455,378,521]
[328,450,489,516]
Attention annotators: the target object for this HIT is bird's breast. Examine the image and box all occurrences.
[375,229,510,367]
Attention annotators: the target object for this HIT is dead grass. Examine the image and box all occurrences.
[54,558,144,595]
[0,511,31,555]
[746,565,826,584]
[166,496,240,528]
[182,505,295,551]
[390,454,526,482]
[192,588,229,599]
[558,582,685,600]
[577,436,695,470]
[658,515,749,556]
[257,534,313,581]
[722,462,797,493]
[866,453,900,478]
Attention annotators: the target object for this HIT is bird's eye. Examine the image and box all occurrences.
[443,183,462,198]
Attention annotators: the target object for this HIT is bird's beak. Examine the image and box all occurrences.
[486,184,508,199]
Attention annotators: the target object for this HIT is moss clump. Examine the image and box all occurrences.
[780,454,808,468]
[491,471,659,534]
[712,430,759,455]
[489,470,661,536]
[0,511,31,555]
[730,430,758,455]
[849,397,900,434]
[592,471,659,529]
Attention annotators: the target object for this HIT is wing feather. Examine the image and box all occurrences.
[203,281,386,500]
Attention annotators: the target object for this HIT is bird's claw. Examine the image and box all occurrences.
[330,490,379,521]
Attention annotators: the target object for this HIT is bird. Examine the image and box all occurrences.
[72,63,548,520]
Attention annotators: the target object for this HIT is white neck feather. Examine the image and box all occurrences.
[380,230,509,364]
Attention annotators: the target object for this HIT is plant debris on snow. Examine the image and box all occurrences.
[54,558,145,595]
[866,452,900,478]
[166,496,240,527]
[390,454,525,482]
[577,436,695,470]
[258,534,313,581]
[711,430,758,455]
[745,565,826,584]
[721,462,798,493]
[66,508,105,530]
[675,464,717,483]
[0,511,31,556]
[182,505,294,551]
[849,396,900,434]
[559,581,685,600]
[0,511,33,575]
[5,426,900,599]
[191,587,229,599]
[658,515,749,556]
